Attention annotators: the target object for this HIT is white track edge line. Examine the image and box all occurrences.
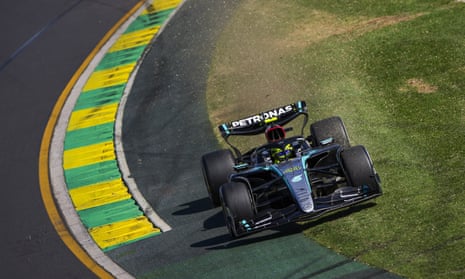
[48,1,182,277]
[116,0,187,232]
[114,0,188,233]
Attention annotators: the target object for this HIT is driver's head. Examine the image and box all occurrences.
[265,125,286,142]
[271,143,293,163]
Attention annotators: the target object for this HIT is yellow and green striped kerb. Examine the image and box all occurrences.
[63,0,181,251]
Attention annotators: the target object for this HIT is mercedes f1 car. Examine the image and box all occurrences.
[201,101,382,237]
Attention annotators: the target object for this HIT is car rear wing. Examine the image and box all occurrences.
[219,100,308,138]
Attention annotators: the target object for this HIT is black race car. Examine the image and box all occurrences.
[201,101,382,237]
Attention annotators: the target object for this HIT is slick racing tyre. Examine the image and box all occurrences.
[341,145,381,193]
[220,181,255,237]
[201,149,235,207]
[310,116,350,148]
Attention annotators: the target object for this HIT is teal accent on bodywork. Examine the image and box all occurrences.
[221,124,230,135]
[320,137,333,145]
[234,163,249,170]
[297,100,304,111]
[300,153,313,193]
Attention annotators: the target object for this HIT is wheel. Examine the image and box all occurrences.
[201,149,235,207]
[341,145,381,193]
[220,181,255,237]
[310,116,350,148]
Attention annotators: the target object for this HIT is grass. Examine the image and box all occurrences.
[205,0,465,278]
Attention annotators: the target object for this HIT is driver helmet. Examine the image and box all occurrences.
[271,143,293,163]
[265,125,286,142]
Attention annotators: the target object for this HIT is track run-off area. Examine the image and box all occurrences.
[39,0,402,278]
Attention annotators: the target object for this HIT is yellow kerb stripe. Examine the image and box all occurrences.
[109,27,160,53]
[63,141,115,170]
[141,0,182,15]
[67,103,118,131]
[68,178,131,211]
[82,63,135,92]
[89,216,161,250]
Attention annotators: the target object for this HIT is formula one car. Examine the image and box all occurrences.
[201,101,382,237]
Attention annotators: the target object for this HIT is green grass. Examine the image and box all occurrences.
[206,1,465,278]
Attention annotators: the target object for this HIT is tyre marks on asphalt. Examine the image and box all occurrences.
[62,0,181,251]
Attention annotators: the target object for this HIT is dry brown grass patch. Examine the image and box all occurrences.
[208,0,427,126]
[400,78,438,94]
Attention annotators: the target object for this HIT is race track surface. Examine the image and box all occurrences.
[1,0,401,278]
[0,0,138,278]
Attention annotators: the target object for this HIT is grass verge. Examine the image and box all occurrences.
[206,1,465,278]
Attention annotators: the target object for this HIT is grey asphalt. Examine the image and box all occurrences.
[0,0,137,278]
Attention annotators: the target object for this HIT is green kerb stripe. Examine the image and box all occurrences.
[74,84,125,111]
[78,199,143,228]
[64,160,121,190]
[59,1,182,252]
[64,122,114,150]
[124,9,174,34]
[95,46,146,71]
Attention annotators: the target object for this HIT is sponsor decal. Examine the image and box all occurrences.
[283,165,302,174]
[231,105,294,128]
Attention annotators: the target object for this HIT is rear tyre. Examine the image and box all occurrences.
[220,181,255,237]
[310,116,350,148]
[341,145,381,194]
[201,149,235,207]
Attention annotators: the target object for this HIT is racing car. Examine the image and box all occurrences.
[201,101,382,237]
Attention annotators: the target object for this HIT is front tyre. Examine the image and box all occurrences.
[310,116,350,148]
[201,149,235,207]
[220,181,255,237]
[341,145,381,194]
